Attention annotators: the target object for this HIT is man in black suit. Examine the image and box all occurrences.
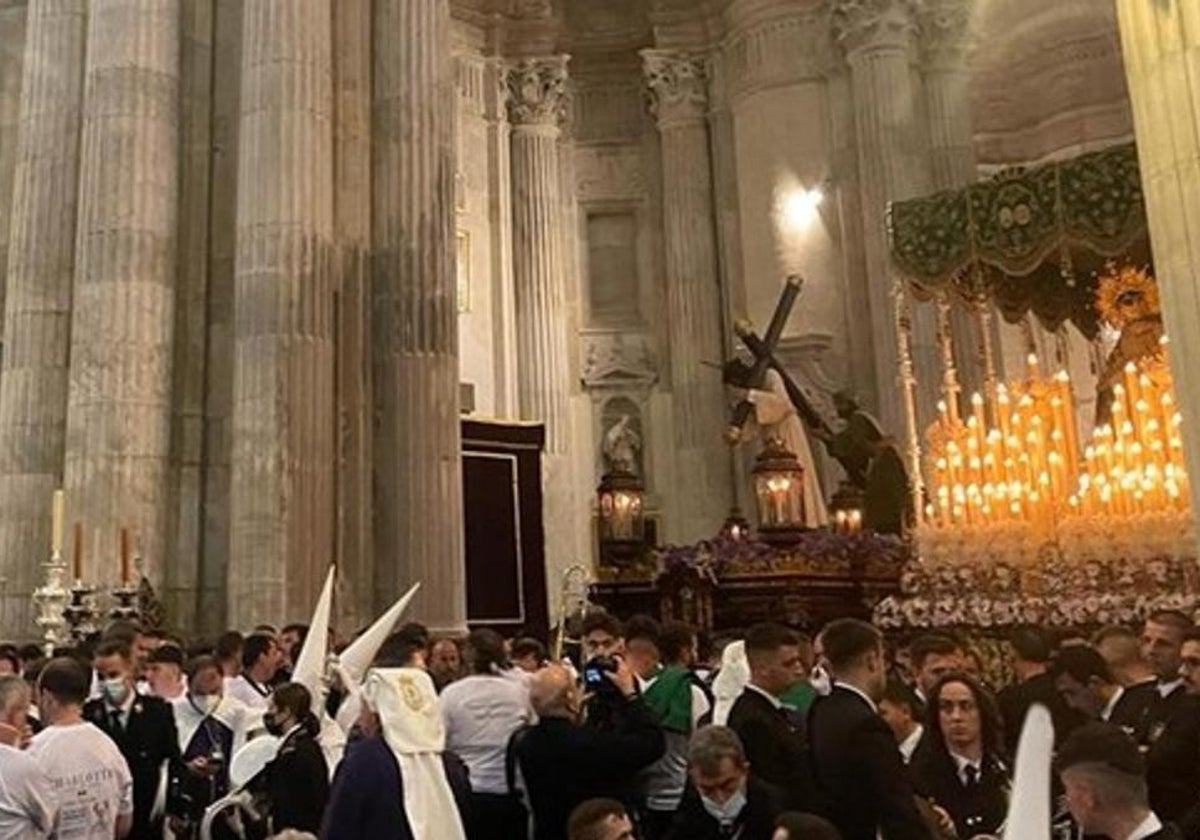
[85,638,181,840]
[809,618,931,840]
[1049,645,1157,738]
[997,625,1082,750]
[1059,722,1182,840]
[664,725,782,840]
[262,681,329,834]
[1139,611,1200,838]
[726,623,814,811]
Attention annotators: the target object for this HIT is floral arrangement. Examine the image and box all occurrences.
[653,529,907,581]
[873,549,1200,630]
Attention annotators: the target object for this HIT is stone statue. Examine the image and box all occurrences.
[603,415,641,475]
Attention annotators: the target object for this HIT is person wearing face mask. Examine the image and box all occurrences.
[261,683,329,834]
[664,725,782,840]
[166,656,258,839]
[83,639,181,840]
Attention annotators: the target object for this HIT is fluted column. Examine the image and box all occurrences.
[371,0,463,632]
[0,0,86,635]
[507,56,581,583]
[834,0,933,437]
[229,0,335,628]
[922,0,990,397]
[63,0,181,592]
[643,50,732,541]
[1115,0,1200,529]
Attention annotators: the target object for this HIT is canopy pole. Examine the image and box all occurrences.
[894,280,925,527]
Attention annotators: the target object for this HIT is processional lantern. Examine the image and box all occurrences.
[597,468,645,562]
[752,436,807,545]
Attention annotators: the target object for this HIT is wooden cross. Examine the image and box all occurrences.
[723,275,834,440]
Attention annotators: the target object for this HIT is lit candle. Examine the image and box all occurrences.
[51,489,64,556]
[1027,353,1040,380]
[848,510,863,533]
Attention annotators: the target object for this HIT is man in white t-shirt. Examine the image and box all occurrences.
[0,675,56,839]
[27,658,133,840]
[224,633,282,711]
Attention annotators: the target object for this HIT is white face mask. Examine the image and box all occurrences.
[102,677,129,706]
[191,694,220,715]
[701,787,747,827]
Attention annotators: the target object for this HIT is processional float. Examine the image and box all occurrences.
[876,142,1197,640]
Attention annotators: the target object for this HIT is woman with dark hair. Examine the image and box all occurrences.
[911,671,1010,839]
[772,811,843,839]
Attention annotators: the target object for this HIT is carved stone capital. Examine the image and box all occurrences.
[832,0,920,57]
[641,50,709,127]
[506,55,570,128]
[921,0,976,69]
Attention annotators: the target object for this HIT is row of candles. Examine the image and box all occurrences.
[922,353,1189,531]
[925,354,1079,530]
[49,489,138,585]
[1072,360,1188,516]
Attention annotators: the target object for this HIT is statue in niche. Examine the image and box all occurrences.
[603,414,642,475]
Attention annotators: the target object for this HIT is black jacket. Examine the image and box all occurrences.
[996,672,1083,752]
[727,686,816,811]
[663,776,783,840]
[84,694,180,840]
[1144,689,1200,839]
[1111,680,1162,744]
[910,747,1008,839]
[515,698,665,840]
[808,685,932,840]
[266,728,331,834]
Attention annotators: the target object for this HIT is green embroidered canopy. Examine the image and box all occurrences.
[888,142,1150,339]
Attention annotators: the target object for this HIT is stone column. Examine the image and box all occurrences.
[922,0,990,397]
[0,0,86,634]
[507,56,580,584]
[1115,0,1200,527]
[64,0,181,590]
[229,0,335,628]
[0,1,27,322]
[333,0,373,633]
[833,0,933,438]
[643,50,733,540]
[371,0,464,632]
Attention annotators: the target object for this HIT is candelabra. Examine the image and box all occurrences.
[32,548,70,658]
[109,552,142,622]
[63,580,100,642]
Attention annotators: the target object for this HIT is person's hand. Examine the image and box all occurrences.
[167,816,188,834]
[930,803,956,838]
[604,654,637,699]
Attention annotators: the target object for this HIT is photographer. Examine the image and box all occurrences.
[579,613,631,731]
[515,662,665,840]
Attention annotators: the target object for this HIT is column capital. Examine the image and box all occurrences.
[832,0,920,57]
[506,55,570,128]
[642,49,709,127]
[920,0,976,70]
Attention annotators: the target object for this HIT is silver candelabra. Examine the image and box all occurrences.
[31,549,70,658]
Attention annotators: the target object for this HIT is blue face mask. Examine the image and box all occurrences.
[701,787,747,827]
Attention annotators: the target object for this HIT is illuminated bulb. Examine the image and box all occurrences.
[782,186,825,229]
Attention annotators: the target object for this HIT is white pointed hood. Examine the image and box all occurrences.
[292,564,336,700]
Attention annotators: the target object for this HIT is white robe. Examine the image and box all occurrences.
[747,369,829,526]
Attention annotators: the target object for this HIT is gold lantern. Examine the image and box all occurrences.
[752,437,808,545]
[597,469,645,562]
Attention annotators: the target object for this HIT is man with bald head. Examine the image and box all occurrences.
[516,663,665,840]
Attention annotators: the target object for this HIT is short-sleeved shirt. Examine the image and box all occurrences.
[0,743,56,839]
[440,674,533,794]
[27,722,133,840]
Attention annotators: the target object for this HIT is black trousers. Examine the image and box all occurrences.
[465,792,528,840]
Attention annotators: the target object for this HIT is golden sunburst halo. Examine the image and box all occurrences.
[1096,263,1160,330]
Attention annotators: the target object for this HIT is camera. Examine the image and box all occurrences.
[582,655,618,689]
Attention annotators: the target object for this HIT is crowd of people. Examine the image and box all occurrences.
[0,606,1197,840]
